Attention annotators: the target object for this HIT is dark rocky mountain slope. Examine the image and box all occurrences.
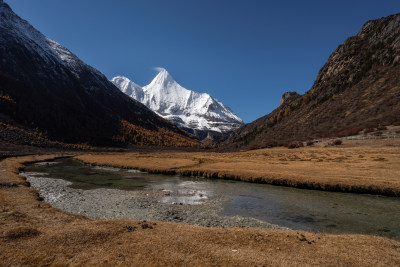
[227,13,400,150]
[0,1,199,148]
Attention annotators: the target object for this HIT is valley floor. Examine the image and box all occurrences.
[78,138,400,197]
[0,139,400,265]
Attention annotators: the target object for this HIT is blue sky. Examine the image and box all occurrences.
[8,0,400,123]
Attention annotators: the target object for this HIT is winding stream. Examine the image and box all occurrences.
[22,158,400,240]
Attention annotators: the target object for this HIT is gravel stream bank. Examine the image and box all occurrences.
[21,171,284,229]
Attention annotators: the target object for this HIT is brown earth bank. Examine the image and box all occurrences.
[0,155,400,266]
[76,138,400,197]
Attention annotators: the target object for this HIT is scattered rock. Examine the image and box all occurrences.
[0,182,18,188]
[124,225,136,232]
[173,216,183,221]
[296,233,313,244]
[141,223,153,229]
[12,212,24,219]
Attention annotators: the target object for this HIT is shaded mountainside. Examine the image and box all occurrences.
[0,2,199,148]
[227,13,400,150]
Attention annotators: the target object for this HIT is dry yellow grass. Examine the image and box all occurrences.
[77,139,400,196]
[1,149,399,266]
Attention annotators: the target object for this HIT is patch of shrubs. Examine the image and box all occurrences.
[364,128,375,134]
[364,126,386,136]
[336,127,363,137]
[329,139,343,146]
[247,141,279,151]
[287,142,304,149]
[264,141,278,148]
[248,145,261,150]
[278,142,289,147]
[376,125,387,131]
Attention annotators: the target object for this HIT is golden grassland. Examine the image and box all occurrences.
[77,138,400,196]
[0,155,400,266]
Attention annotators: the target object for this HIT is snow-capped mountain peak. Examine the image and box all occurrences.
[111,69,244,140]
[111,76,144,100]
[145,68,176,90]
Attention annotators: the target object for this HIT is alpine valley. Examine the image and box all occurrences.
[111,70,243,141]
[1,1,400,266]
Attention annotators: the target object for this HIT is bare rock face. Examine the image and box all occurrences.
[225,13,400,150]
[279,91,300,106]
[312,13,400,101]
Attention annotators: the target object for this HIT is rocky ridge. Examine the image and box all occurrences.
[227,13,400,149]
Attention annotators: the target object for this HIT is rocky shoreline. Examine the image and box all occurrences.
[21,171,284,230]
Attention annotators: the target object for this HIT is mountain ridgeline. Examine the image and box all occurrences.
[227,13,400,150]
[0,2,199,148]
[111,70,243,142]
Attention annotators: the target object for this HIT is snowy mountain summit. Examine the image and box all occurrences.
[111,69,243,140]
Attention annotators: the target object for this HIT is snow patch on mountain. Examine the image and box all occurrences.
[112,76,144,100]
[111,69,243,135]
[0,1,113,88]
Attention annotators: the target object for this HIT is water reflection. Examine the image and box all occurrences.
[23,158,400,241]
